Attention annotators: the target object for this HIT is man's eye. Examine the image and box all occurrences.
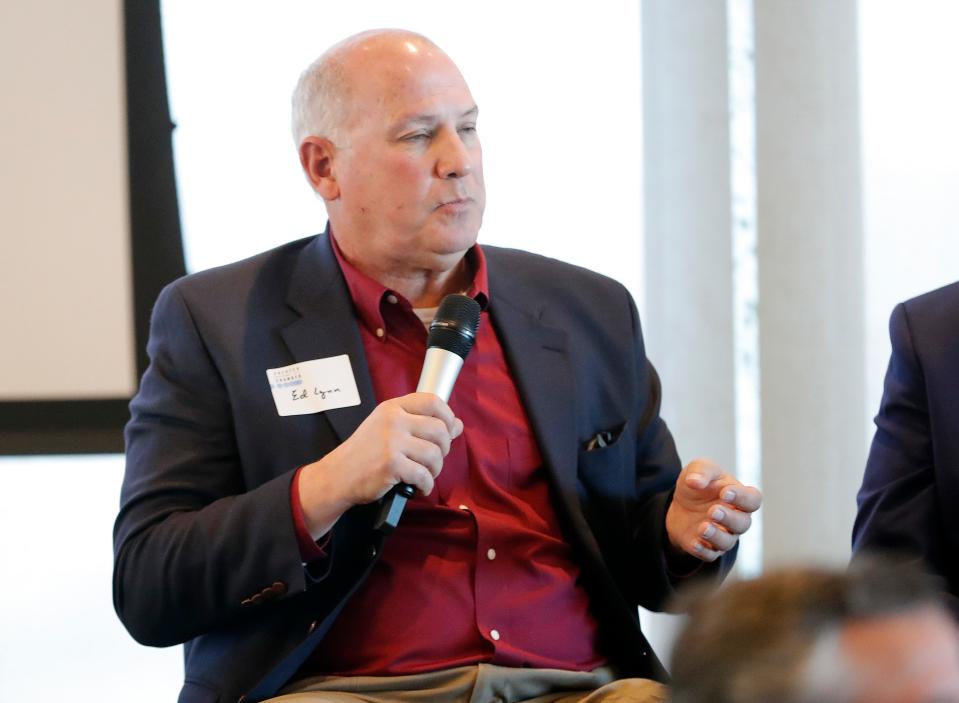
[403,132,430,141]
[458,125,477,134]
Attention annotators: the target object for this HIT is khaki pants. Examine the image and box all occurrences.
[268,664,666,703]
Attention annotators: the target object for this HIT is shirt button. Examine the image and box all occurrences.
[386,294,398,304]
[490,629,501,641]
[458,504,469,511]
[486,548,496,561]
[375,327,385,338]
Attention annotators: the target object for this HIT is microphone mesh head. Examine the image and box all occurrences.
[428,294,481,359]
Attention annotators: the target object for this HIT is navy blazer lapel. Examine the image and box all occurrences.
[487,267,580,510]
[280,230,376,443]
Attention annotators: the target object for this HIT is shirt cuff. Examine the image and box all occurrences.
[291,465,332,563]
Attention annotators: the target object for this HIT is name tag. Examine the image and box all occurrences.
[266,354,361,416]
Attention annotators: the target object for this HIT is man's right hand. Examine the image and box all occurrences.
[296,392,463,540]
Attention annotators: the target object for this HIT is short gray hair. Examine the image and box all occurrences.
[290,48,351,148]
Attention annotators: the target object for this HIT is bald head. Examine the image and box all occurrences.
[291,29,485,305]
[291,29,450,148]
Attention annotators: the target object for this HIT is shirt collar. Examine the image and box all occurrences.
[329,229,490,337]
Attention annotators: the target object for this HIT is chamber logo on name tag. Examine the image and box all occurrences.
[266,354,361,416]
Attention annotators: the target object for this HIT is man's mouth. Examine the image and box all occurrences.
[436,197,472,211]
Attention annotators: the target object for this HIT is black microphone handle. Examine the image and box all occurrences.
[374,482,417,534]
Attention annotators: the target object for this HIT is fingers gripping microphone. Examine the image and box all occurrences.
[374,294,481,534]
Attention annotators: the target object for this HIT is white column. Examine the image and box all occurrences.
[643,2,736,475]
[754,0,866,567]
[641,0,734,669]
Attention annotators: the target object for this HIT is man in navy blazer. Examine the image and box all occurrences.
[854,281,959,614]
[114,29,761,702]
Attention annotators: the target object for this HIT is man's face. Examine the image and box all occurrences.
[328,41,486,275]
[842,606,959,703]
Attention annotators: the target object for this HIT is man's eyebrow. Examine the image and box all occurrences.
[396,105,480,128]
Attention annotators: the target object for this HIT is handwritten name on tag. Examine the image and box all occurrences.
[266,355,361,416]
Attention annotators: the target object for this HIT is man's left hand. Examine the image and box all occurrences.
[665,458,762,562]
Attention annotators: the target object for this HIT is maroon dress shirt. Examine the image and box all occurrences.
[292,236,606,675]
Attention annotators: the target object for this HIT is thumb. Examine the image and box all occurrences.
[682,459,722,490]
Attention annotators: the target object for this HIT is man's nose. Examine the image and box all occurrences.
[436,130,474,179]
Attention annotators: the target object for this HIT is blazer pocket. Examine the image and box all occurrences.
[581,422,627,453]
[577,422,629,496]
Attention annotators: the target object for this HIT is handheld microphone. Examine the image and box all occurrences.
[374,293,481,533]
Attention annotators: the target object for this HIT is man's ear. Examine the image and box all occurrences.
[299,137,340,200]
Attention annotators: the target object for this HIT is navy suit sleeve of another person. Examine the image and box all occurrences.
[853,281,959,616]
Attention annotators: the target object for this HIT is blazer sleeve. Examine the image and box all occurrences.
[853,303,949,596]
[113,282,311,647]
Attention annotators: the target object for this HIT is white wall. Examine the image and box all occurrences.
[162,0,646,310]
[860,0,959,434]
[0,456,182,701]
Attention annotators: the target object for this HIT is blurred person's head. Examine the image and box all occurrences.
[670,558,959,703]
